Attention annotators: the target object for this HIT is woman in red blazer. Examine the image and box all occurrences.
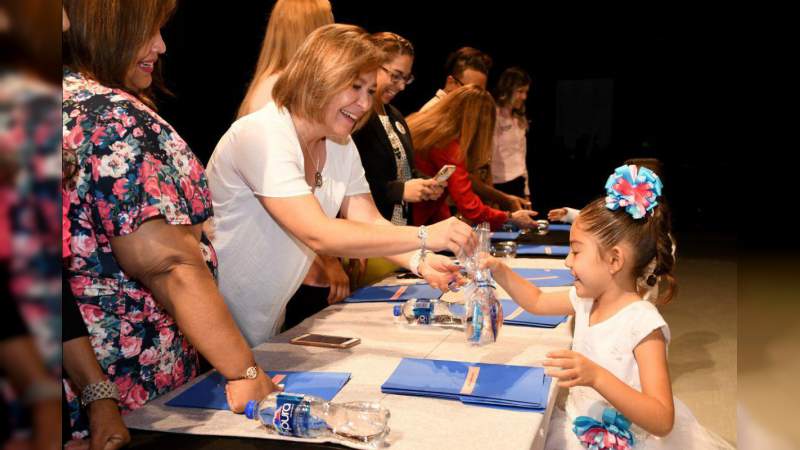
[408,85,539,230]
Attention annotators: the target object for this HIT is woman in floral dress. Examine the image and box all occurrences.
[62,0,276,438]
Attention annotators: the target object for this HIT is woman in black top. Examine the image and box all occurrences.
[352,32,444,225]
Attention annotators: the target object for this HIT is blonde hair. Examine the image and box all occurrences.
[237,0,333,118]
[272,23,383,131]
[407,85,496,172]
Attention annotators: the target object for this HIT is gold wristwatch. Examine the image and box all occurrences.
[230,365,260,381]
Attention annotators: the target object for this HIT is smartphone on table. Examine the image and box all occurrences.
[289,333,361,349]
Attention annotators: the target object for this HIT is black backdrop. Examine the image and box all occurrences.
[158,1,730,233]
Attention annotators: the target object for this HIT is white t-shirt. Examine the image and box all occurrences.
[206,102,371,346]
[419,89,447,112]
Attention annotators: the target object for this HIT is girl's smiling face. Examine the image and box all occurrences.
[566,217,615,299]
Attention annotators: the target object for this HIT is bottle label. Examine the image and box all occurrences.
[272,393,308,437]
[412,299,433,325]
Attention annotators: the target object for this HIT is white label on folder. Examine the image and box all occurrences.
[390,285,408,300]
[460,366,480,395]
[505,307,526,321]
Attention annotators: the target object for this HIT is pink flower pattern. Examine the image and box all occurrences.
[62,69,214,436]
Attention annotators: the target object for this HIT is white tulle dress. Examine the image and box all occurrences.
[544,288,734,449]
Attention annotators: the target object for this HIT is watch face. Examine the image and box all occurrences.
[245,366,258,379]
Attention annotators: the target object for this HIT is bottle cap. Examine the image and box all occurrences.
[393,305,401,316]
[244,400,258,419]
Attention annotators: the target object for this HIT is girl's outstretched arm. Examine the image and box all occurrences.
[484,256,574,316]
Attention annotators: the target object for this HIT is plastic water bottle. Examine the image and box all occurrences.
[392,299,463,326]
[464,268,503,345]
[245,392,390,447]
[461,222,503,345]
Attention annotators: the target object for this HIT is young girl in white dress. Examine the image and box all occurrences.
[484,165,733,449]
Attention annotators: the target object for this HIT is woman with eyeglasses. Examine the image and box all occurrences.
[352,33,444,227]
[350,33,445,284]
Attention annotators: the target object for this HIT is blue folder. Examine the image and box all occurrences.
[517,244,570,256]
[490,231,521,241]
[510,268,574,287]
[449,299,567,328]
[549,223,572,232]
[165,370,351,410]
[344,283,443,303]
[381,358,551,411]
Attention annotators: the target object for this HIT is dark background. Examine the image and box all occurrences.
[159,1,731,233]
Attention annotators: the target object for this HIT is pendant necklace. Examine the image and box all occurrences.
[303,139,323,188]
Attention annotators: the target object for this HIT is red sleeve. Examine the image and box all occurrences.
[431,141,508,230]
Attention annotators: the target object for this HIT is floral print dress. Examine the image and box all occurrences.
[62,68,216,438]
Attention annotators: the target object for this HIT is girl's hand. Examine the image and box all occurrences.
[477,252,504,272]
[547,208,567,222]
[542,349,604,388]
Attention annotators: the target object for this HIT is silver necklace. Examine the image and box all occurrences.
[302,140,323,188]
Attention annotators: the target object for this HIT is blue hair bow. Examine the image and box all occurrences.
[605,164,663,220]
[573,407,636,449]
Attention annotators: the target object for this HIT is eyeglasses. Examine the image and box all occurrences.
[380,66,414,85]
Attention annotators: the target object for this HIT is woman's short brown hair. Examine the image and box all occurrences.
[63,0,175,104]
[272,23,383,130]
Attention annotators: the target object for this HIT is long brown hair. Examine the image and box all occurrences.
[237,0,333,118]
[578,196,677,304]
[407,84,496,172]
[63,0,176,107]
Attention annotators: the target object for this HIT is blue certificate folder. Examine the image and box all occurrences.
[381,358,552,411]
[344,283,443,303]
[449,300,567,328]
[511,268,574,287]
[165,371,351,410]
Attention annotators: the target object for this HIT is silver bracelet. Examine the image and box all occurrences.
[80,379,120,407]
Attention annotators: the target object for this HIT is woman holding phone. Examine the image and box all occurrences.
[408,85,539,231]
[352,32,444,226]
[350,32,446,285]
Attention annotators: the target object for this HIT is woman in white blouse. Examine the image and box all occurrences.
[491,67,532,201]
[206,24,475,346]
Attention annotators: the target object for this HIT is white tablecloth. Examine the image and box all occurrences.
[124,258,574,450]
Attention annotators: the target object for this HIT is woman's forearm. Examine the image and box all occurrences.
[63,337,108,392]
[143,262,256,380]
[309,218,423,257]
[492,264,543,310]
